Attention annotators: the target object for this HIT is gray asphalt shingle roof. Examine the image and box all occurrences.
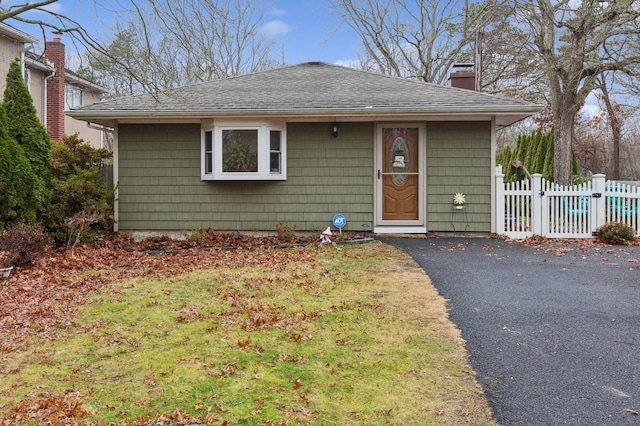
[68,62,541,126]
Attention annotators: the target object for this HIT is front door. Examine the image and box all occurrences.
[376,124,425,229]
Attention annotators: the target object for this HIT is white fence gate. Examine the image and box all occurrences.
[496,168,640,239]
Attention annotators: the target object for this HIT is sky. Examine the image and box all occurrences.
[10,0,362,66]
[7,0,604,118]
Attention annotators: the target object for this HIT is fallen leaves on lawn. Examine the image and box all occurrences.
[0,232,322,352]
[207,362,238,378]
[5,392,226,425]
[0,232,334,425]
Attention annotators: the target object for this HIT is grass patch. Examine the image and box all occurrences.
[0,242,495,425]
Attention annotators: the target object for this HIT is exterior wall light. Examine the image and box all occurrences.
[332,122,339,138]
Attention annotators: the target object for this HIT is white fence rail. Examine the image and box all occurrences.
[496,169,640,239]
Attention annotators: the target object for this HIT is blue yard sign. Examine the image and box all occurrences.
[332,214,346,230]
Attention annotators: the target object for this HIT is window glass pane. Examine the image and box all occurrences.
[222,129,258,172]
[270,130,281,173]
[270,130,281,151]
[206,154,213,174]
[65,84,82,110]
[204,131,213,174]
[205,131,212,152]
[270,152,281,173]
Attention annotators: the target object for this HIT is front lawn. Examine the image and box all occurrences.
[0,239,495,425]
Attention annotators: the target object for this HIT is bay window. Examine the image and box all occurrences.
[202,120,286,180]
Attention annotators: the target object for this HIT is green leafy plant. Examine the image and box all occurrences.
[0,131,40,226]
[496,129,583,183]
[595,222,636,245]
[222,139,257,172]
[43,134,114,242]
[1,58,51,225]
[3,58,52,179]
[0,90,44,227]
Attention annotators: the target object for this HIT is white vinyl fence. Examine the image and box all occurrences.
[496,168,640,239]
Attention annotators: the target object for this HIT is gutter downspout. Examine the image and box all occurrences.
[86,121,115,150]
[20,50,25,77]
[86,121,114,133]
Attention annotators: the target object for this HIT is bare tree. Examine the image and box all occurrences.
[151,0,278,81]
[4,1,280,95]
[87,0,281,93]
[573,114,611,176]
[2,1,156,93]
[76,27,150,97]
[596,74,626,180]
[330,0,640,184]
[0,1,57,22]
[621,124,640,179]
[513,0,640,185]
[329,0,512,84]
[2,1,107,52]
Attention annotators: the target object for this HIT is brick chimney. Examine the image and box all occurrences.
[449,63,476,91]
[44,36,65,140]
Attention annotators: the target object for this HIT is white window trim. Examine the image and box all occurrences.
[201,119,287,181]
[65,84,82,111]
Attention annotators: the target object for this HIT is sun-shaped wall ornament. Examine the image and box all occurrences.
[453,193,466,209]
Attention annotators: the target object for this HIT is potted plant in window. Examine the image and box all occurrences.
[0,250,17,278]
[223,140,258,172]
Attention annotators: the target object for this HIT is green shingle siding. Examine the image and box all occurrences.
[118,123,374,232]
[426,121,491,232]
[117,121,492,233]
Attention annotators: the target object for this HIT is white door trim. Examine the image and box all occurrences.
[374,122,426,229]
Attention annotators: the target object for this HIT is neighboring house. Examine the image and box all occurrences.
[68,61,541,235]
[0,23,33,92]
[0,23,109,149]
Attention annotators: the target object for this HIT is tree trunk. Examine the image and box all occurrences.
[554,113,574,185]
[600,82,621,180]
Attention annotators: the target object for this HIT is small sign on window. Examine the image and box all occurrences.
[393,155,406,168]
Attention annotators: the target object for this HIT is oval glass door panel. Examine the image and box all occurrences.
[390,137,409,185]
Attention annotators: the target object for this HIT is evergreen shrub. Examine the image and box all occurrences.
[595,222,636,245]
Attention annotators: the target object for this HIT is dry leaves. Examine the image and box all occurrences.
[0,232,329,425]
[0,233,320,351]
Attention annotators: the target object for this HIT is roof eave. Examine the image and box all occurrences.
[0,22,37,43]
[25,57,55,73]
[67,104,543,128]
[65,73,109,93]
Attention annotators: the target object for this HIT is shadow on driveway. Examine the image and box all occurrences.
[383,236,640,426]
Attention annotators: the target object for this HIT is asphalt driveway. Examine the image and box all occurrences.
[383,236,640,426]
